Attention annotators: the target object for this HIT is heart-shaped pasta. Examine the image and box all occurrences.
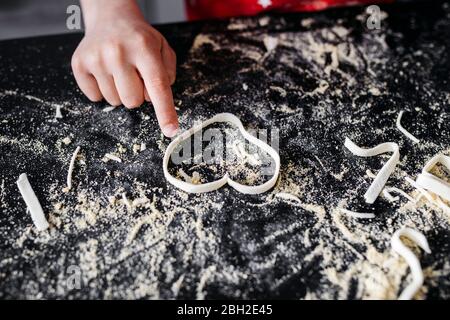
[163,113,280,194]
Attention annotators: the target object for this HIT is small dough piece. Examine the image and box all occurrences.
[104,153,122,163]
[64,146,80,192]
[55,105,63,119]
[102,106,117,112]
[163,113,280,194]
[340,208,375,219]
[396,111,419,143]
[17,173,49,231]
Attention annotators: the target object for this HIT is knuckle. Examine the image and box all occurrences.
[135,33,153,50]
[135,33,149,45]
[135,32,160,52]
[85,52,103,69]
[103,42,124,61]
[71,53,84,73]
[148,76,170,89]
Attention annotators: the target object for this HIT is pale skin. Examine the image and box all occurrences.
[72,0,179,137]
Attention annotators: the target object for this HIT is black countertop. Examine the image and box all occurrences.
[0,1,449,299]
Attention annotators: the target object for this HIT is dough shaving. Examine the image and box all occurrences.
[391,227,431,300]
[396,110,419,143]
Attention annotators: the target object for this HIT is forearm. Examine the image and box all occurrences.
[80,0,144,31]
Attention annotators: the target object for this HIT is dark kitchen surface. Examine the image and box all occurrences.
[0,2,449,299]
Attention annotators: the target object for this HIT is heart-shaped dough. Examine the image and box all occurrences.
[163,113,280,194]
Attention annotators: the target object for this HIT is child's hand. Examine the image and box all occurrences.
[72,0,178,137]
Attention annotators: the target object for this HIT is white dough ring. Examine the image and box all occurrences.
[163,113,281,194]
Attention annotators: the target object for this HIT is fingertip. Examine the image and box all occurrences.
[123,97,144,109]
[87,94,103,102]
[125,104,140,109]
[162,123,179,138]
[108,100,122,107]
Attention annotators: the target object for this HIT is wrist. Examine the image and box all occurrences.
[80,0,144,31]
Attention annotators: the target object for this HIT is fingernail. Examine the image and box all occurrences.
[163,123,178,137]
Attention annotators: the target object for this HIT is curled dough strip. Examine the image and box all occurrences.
[385,187,415,202]
[396,111,419,144]
[163,113,281,194]
[17,173,49,231]
[344,138,400,204]
[415,154,450,202]
[391,227,431,300]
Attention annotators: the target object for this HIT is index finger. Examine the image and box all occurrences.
[137,52,179,138]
